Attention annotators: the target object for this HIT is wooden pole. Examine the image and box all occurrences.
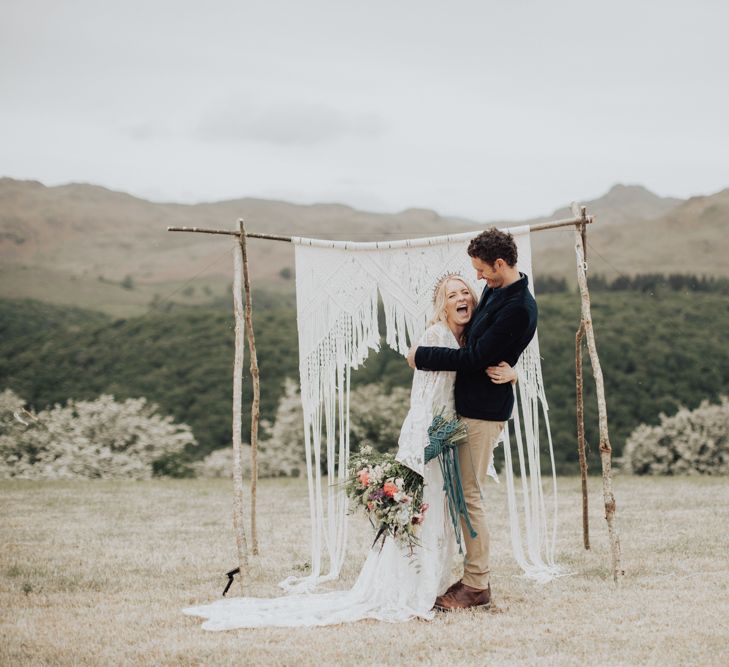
[168,205,615,578]
[167,213,594,240]
[572,204,623,583]
[238,219,261,556]
[231,231,249,585]
[575,320,590,550]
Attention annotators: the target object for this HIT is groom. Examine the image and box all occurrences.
[406,227,538,610]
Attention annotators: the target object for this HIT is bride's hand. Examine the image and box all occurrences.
[486,361,517,384]
[406,345,418,370]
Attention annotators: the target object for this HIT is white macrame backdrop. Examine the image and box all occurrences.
[280,227,563,592]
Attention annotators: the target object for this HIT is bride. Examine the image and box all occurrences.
[183,274,516,630]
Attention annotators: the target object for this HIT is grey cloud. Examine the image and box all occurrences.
[194,102,385,146]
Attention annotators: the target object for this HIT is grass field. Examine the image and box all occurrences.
[1,475,728,666]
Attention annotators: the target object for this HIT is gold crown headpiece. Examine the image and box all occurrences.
[431,271,464,303]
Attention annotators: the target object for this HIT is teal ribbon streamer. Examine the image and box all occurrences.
[424,412,476,553]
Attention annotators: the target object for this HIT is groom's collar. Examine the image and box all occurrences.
[502,272,529,296]
[480,272,528,307]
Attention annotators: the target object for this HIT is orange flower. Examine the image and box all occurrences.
[357,469,369,487]
[383,481,398,498]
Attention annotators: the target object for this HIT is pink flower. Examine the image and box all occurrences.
[412,503,429,525]
[357,469,370,487]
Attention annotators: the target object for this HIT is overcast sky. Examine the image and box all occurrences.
[1,0,727,220]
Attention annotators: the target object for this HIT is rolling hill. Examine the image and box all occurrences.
[1,177,726,316]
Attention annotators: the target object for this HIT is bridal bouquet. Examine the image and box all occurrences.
[345,445,427,554]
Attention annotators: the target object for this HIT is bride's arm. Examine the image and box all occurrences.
[486,361,517,384]
[396,326,454,474]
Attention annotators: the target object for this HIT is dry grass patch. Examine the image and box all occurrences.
[1,475,728,666]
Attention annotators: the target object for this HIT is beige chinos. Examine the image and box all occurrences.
[457,416,505,590]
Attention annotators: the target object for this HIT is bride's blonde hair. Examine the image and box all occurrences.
[427,274,478,336]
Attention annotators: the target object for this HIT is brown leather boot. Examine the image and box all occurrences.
[434,583,491,611]
[443,580,464,596]
[433,580,464,609]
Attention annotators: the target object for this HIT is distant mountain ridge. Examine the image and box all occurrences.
[0,177,726,316]
[543,183,681,224]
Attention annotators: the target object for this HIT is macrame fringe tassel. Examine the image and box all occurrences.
[501,345,570,584]
[280,295,380,592]
[286,231,567,592]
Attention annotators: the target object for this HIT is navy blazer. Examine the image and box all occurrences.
[414,273,538,421]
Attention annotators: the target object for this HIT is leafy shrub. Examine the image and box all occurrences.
[623,397,729,475]
[0,389,196,479]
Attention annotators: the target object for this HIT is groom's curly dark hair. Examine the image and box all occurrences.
[467,227,518,267]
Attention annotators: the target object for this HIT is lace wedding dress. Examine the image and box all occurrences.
[184,322,491,630]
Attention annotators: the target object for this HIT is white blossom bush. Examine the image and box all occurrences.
[623,397,729,475]
[195,379,410,479]
[258,377,305,477]
[195,378,305,479]
[193,445,252,478]
[0,389,196,480]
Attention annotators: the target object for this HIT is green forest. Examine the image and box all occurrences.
[2,286,728,474]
